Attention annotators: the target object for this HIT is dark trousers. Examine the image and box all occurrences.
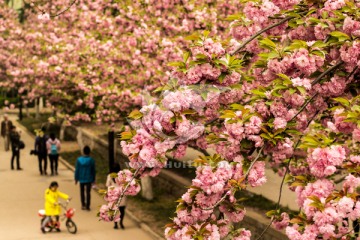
[119,206,125,225]
[48,154,59,175]
[114,206,126,227]
[38,154,47,174]
[80,182,91,209]
[354,220,359,237]
[11,148,20,169]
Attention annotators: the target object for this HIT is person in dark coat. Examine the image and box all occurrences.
[1,114,13,151]
[74,146,96,211]
[9,125,22,170]
[35,127,49,175]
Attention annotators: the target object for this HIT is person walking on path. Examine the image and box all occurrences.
[46,133,61,175]
[35,127,49,175]
[41,181,71,233]
[1,114,13,151]
[106,162,126,229]
[75,146,96,211]
[9,125,22,170]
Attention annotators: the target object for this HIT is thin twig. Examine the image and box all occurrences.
[49,0,77,18]
[112,168,140,218]
[231,16,294,56]
[311,61,344,85]
[190,145,210,156]
[290,61,343,122]
[244,146,265,178]
[201,146,264,211]
[22,0,77,18]
[290,93,318,121]
[201,192,230,211]
[255,111,319,240]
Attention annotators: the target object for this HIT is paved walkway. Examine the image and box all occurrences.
[0,114,154,240]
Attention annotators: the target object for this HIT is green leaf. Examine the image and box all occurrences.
[183,52,190,63]
[195,54,208,60]
[251,89,267,98]
[128,109,143,120]
[120,131,134,141]
[312,41,328,48]
[330,31,350,41]
[311,50,326,58]
[297,86,306,95]
[168,61,186,68]
[185,33,200,41]
[220,110,237,119]
[203,30,210,38]
[266,210,277,217]
[225,14,242,21]
[332,97,350,107]
[259,38,277,50]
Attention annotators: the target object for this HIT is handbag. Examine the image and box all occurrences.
[19,140,25,149]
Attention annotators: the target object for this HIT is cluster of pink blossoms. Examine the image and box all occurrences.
[287,175,360,239]
[165,160,251,239]
[100,169,140,222]
[306,145,346,178]
[192,162,233,195]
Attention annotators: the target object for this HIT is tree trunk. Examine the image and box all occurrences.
[25,104,30,117]
[18,97,23,121]
[35,98,40,119]
[59,120,66,141]
[141,177,154,201]
[39,97,44,111]
[108,131,115,172]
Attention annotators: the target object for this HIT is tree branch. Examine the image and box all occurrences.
[190,145,210,156]
[256,110,319,239]
[201,146,264,211]
[311,61,344,85]
[244,146,265,178]
[49,0,77,18]
[231,16,294,56]
[290,93,318,121]
[112,168,140,219]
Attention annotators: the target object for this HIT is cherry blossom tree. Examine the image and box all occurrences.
[0,0,26,96]
[100,0,360,239]
[17,0,241,125]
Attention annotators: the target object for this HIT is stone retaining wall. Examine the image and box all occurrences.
[74,126,286,240]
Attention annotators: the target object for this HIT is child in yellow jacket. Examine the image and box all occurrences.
[41,181,70,233]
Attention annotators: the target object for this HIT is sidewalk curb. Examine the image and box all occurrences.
[15,117,164,240]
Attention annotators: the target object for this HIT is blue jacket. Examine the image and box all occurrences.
[75,155,96,183]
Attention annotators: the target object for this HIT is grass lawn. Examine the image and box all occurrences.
[18,113,60,137]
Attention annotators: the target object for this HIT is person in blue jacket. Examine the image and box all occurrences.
[74,146,96,211]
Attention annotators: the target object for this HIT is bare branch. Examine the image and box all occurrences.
[112,168,140,219]
[49,0,77,18]
[290,93,318,122]
[201,146,264,211]
[311,61,344,85]
[190,145,210,156]
[231,16,294,56]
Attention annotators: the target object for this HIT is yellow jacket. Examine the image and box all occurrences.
[44,188,69,216]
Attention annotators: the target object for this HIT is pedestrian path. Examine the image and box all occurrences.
[0,114,154,240]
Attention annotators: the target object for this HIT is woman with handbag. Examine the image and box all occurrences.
[9,125,23,170]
